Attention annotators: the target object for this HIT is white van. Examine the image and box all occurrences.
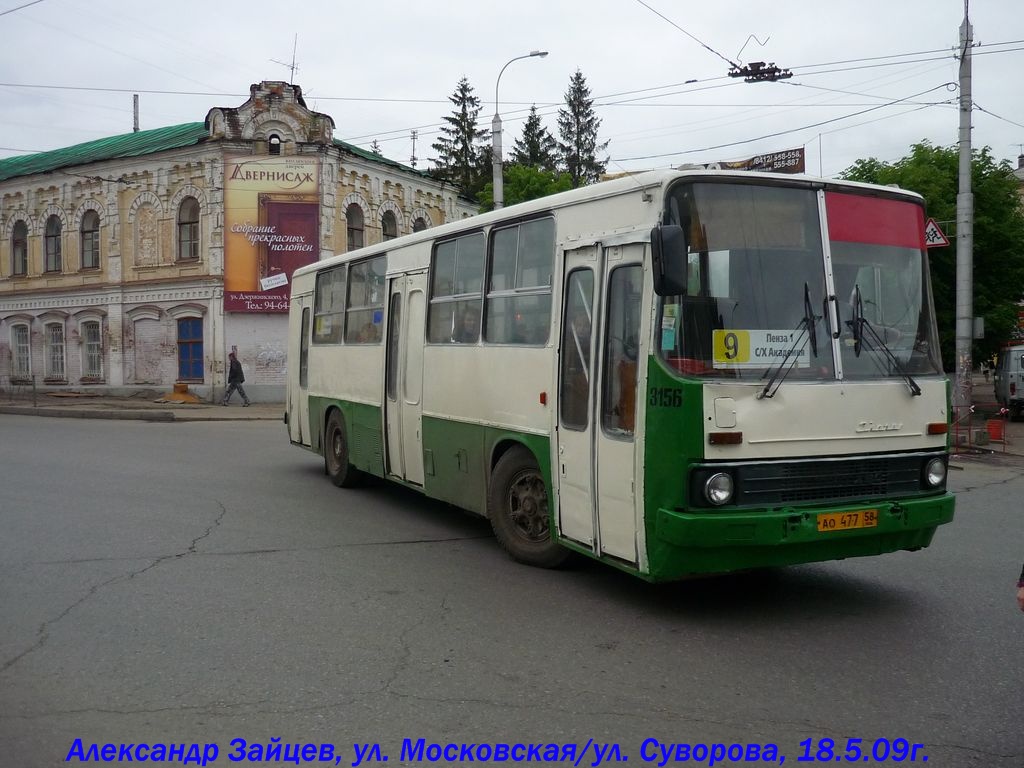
[994,344,1024,419]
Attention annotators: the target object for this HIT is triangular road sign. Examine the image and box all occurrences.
[924,218,949,248]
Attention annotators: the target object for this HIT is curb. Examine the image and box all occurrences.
[0,406,175,422]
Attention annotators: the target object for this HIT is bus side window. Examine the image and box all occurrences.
[560,269,594,430]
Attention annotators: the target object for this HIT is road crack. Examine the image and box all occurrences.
[0,501,227,675]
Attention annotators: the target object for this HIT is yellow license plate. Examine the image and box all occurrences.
[817,509,879,532]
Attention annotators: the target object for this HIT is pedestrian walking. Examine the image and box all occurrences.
[222,351,250,406]
[1018,562,1024,613]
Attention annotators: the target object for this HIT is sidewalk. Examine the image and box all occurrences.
[0,392,282,422]
[957,372,1024,458]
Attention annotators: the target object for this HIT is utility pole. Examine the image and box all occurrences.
[953,2,974,418]
[410,130,418,169]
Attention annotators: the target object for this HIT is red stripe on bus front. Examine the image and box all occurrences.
[825,192,925,249]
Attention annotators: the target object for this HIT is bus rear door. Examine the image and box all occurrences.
[385,272,427,485]
[287,294,312,446]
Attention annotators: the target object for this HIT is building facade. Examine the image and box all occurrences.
[0,81,476,401]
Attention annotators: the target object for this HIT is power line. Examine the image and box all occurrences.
[611,83,954,163]
[633,0,738,68]
[974,104,1024,131]
[0,0,45,17]
[0,39,1019,114]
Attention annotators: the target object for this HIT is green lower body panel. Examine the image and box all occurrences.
[308,397,385,477]
[421,415,551,518]
[647,492,954,581]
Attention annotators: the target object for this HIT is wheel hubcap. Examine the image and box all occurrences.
[507,471,549,542]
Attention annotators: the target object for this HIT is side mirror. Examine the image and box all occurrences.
[650,224,688,296]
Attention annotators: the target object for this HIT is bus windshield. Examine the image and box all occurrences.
[656,181,943,381]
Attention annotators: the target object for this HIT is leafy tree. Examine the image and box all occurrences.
[431,77,490,197]
[510,105,559,173]
[477,164,574,211]
[842,141,1024,368]
[556,70,609,187]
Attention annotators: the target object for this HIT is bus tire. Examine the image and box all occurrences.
[487,445,568,568]
[324,410,363,488]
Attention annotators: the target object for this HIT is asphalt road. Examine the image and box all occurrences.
[1,415,1021,767]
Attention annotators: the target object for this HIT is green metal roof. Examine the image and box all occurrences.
[0,122,208,182]
[333,138,430,177]
[0,121,475,204]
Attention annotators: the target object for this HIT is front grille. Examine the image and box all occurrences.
[690,452,943,508]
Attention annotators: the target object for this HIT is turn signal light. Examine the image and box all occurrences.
[708,432,743,445]
[927,423,948,435]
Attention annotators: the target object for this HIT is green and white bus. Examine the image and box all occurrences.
[285,170,954,582]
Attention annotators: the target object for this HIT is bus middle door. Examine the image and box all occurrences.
[384,272,427,486]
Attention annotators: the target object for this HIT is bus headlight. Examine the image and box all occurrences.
[924,457,946,488]
[704,472,734,505]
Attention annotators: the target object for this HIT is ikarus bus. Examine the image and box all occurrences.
[285,170,954,582]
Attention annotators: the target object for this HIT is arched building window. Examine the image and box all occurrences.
[11,220,28,275]
[81,320,103,379]
[44,321,65,380]
[381,210,398,241]
[81,210,100,269]
[269,134,282,155]
[413,217,428,232]
[346,204,364,251]
[177,197,200,260]
[44,215,62,272]
[10,323,31,379]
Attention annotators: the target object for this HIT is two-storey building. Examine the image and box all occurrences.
[0,81,476,401]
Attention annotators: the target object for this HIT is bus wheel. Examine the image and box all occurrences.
[324,410,362,488]
[488,446,568,568]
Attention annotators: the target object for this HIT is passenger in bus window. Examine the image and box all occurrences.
[456,305,480,343]
[357,320,380,343]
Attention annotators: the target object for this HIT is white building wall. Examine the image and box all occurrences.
[222,313,289,402]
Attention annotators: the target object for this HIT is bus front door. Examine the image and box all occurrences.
[557,247,641,565]
[385,272,427,486]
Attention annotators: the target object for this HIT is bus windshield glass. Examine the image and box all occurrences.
[825,191,943,378]
[656,181,943,381]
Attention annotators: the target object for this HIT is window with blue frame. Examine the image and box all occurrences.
[177,317,204,380]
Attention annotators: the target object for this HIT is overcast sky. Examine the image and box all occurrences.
[1,0,1021,179]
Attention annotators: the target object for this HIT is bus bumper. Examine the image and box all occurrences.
[649,493,955,578]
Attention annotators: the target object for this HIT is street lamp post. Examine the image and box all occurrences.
[492,50,548,210]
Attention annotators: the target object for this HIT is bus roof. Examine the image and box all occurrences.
[294,169,925,279]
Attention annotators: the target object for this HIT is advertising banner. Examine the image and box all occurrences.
[685,148,806,175]
[718,148,805,174]
[223,156,320,312]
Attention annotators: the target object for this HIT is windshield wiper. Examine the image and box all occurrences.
[849,284,921,397]
[758,283,818,400]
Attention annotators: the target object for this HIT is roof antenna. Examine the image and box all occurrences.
[270,35,300,83]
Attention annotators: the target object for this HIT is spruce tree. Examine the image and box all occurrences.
[431,77,490,196]
[556,70,609,188]
[510,105,559,173]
